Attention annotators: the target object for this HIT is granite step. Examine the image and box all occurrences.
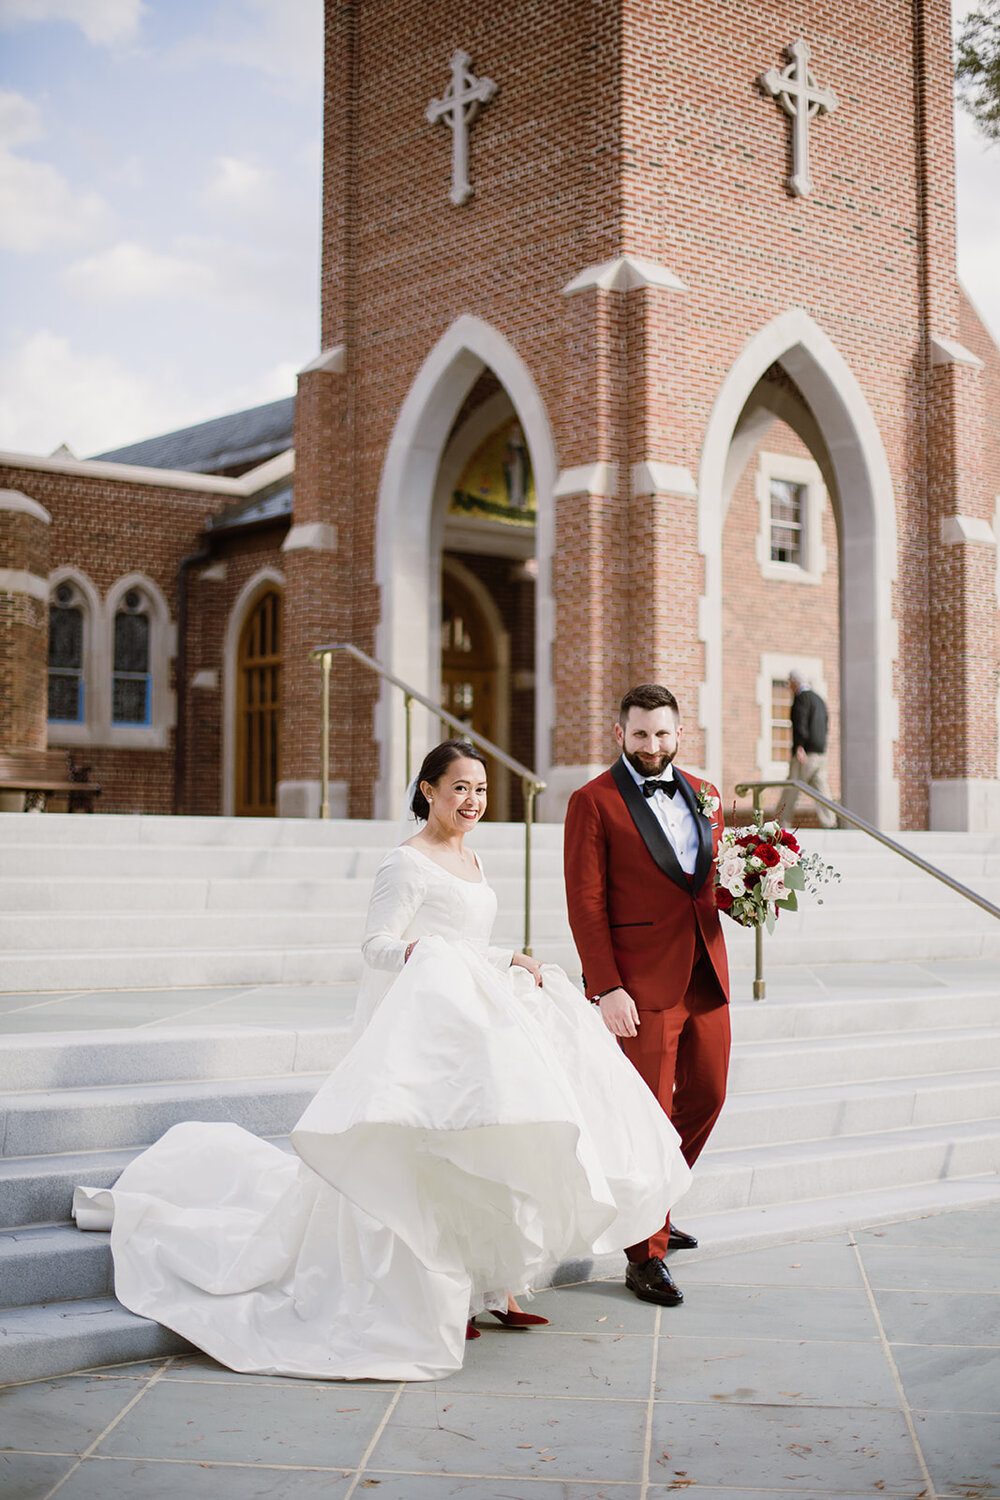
[711,1068,1000,1148]
[0,1296,190,1386]
[0,1025,350,1093]
[0,1073,329,1158]
[687,1117,1000,1214]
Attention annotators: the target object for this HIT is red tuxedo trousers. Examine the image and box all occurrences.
[621,934,730,1263]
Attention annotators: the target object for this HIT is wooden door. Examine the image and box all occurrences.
[441,574,499,816]
[236,588,282,817]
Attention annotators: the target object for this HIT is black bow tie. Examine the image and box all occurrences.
[642,778,677,799]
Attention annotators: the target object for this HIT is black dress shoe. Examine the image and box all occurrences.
[667,1225,699,1251]
[625,1256,684,1306]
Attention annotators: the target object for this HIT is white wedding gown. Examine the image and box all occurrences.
[74,845,690,1381]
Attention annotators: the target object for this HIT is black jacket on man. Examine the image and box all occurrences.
[790,689,828,755]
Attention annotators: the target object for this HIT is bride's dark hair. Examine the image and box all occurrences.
[412,740,487,820]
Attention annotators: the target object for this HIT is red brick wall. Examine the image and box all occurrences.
[0,503,50,752]
[294,0,995,825]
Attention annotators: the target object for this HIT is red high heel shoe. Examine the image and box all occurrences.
[489,1308,550,1328]
[466,1320,481,1340]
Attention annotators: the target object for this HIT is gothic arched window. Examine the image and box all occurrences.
[112,589,151,725]
[48,581,85,723]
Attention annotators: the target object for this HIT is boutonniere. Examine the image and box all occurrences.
[697,782,720,818]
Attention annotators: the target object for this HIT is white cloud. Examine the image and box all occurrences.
[204,154,277,212]
[172,0,322,88]
[0,89,107,251]
[0,331,300,457]
[0,0,146,46]
[62,239,215,301]
[0,331,200,455]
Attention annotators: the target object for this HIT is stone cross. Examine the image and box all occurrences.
[760,39,837,198]
[426,50,497,206]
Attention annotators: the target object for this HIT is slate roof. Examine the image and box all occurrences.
[92,397,295,475]
[205,485,294,533]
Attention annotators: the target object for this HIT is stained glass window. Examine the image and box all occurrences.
[48,582,84,722]
[112,590,151,724]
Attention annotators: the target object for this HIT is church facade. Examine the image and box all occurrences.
[2,0,998,830]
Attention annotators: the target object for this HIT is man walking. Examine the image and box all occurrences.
[774,671,837,828]
[563,684,731,1308]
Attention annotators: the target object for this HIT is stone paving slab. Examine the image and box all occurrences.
[2,1205,998,1500]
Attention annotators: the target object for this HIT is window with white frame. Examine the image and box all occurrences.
[48,581,86,724]
[755,653,827,780]
[112,589,152,725]
[105,575,173,748]
[768,478,805,565]
[755,452,828,584]
[770,676,794,763]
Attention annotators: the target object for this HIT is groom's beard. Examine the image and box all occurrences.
[623,746,676,778]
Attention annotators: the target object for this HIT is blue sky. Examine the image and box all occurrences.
[0,0,997,458]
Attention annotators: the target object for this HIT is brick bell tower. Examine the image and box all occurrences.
[278,0,999,832]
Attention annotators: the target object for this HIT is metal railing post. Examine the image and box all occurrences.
[404,694,413,788]
[751,785,766,1001]
[523,778,537,955]
[311,643,548,946]
[319,650,332,820]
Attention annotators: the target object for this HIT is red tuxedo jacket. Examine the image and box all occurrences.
[564,761,730,1012]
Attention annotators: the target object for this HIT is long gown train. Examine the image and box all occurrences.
[74,848,690,1381]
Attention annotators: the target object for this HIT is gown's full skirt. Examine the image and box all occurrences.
[74,939,690,1381]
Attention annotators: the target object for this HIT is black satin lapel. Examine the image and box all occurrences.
[610,759,688,893]
[675,771,712,892]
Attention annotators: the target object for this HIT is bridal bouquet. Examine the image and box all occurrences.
[715,821,840,932]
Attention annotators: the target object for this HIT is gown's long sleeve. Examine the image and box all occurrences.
[360,848,428,971]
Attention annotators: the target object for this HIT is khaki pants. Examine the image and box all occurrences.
[775,752,837,828]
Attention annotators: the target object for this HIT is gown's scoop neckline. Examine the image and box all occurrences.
[400,842,485,886]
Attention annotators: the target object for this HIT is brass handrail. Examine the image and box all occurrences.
[734,777,1000,1001]
[311,641,546,954]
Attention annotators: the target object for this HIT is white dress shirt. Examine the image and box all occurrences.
[620,755,698,876]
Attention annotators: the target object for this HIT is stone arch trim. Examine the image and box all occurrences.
[374,314,557,815]
[698,308,899,827]
[222,567,285,816]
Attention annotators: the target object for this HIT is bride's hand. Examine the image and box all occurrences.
[404,941,418,963]
[511,952,544,987]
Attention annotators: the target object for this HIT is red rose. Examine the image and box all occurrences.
[757,843,780,867]
[736,834,756,848]
[779,831,800,853]
[715,887,733,911]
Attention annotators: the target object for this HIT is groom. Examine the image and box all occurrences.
[563,684,731,1308]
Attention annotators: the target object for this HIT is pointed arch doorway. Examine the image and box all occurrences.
[235,586,282,817]
[373,315,557,818]
[699,309,899,827]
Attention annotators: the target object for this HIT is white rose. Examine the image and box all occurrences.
[762,869,786,901]
[778,844,800,868]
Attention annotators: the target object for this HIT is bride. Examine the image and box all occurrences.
[74,740,690,1381]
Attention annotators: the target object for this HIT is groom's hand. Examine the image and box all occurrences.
[598,988,639,1037]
